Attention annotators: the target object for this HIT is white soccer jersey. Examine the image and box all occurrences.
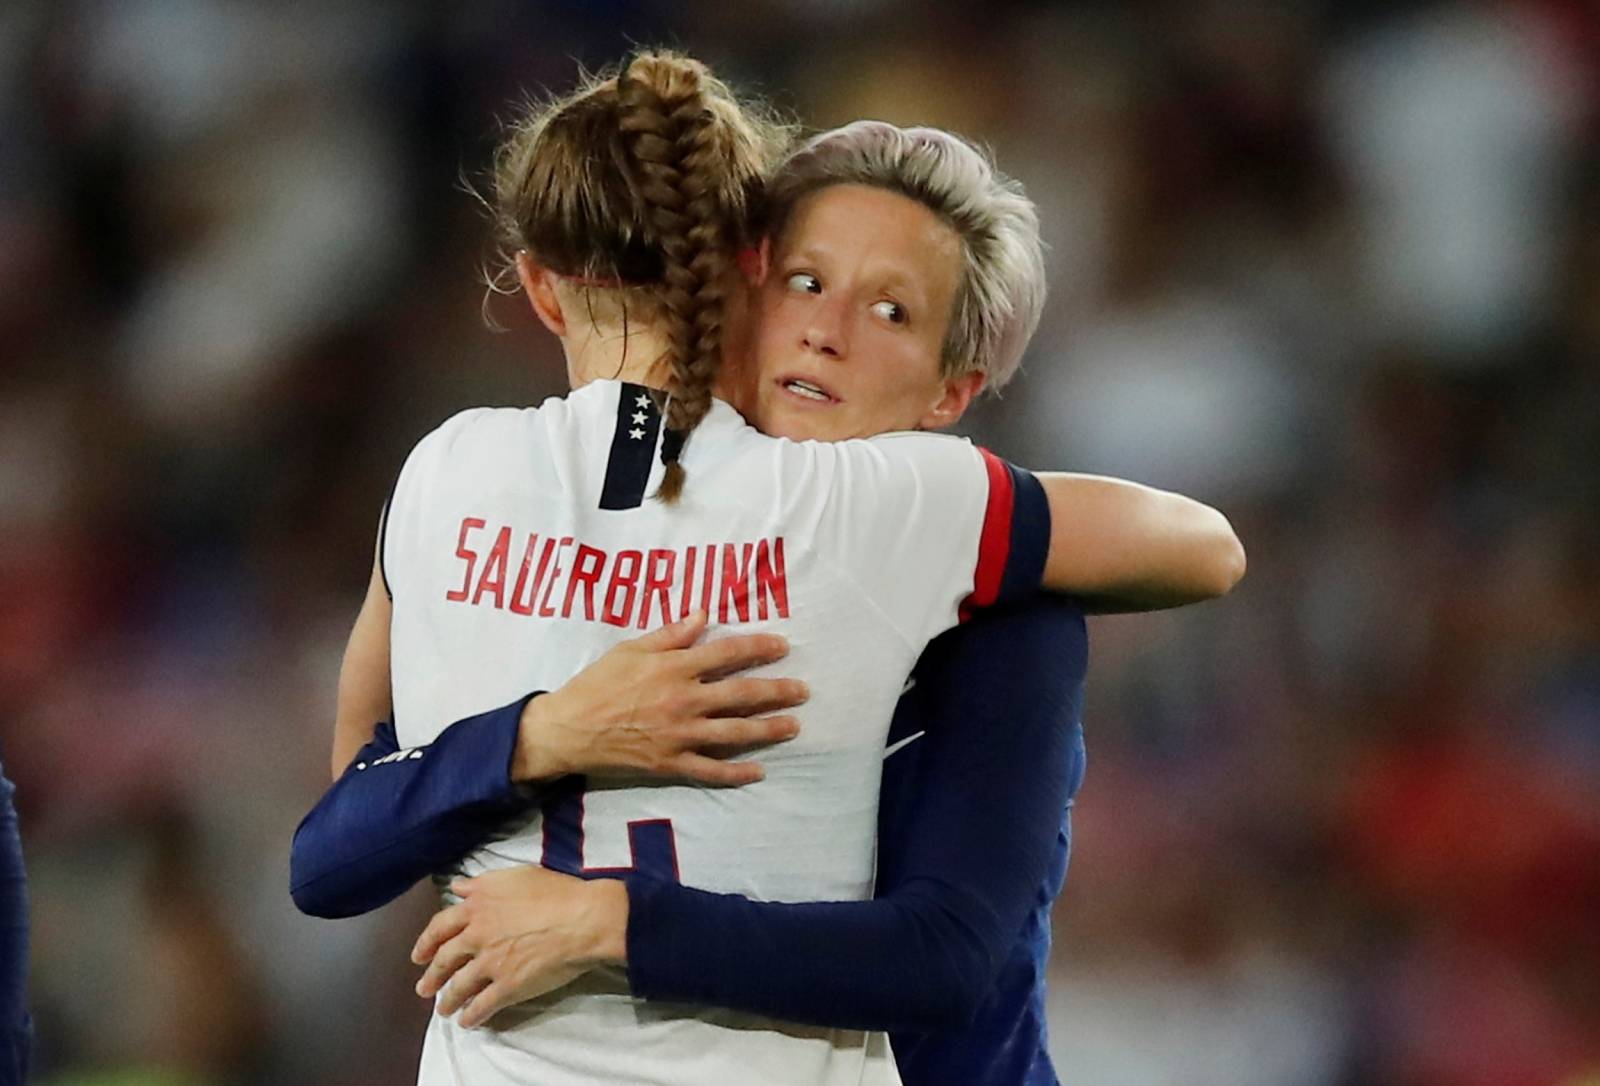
[383,380,1048,1086]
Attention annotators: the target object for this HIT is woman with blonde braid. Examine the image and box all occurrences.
[328,51,1241,1085]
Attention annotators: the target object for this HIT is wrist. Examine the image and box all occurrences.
[511,693,568,783]
[580,878,629,966]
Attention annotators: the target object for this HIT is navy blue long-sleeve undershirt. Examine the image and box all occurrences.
[290,696,538,918]
[0,756,31,1086]
[627,600,1086,1085]
[290,600,1086,1083]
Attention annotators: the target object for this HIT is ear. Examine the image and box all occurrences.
[737,238,771,286]
[517,251,567,336]
[918,371,987,430]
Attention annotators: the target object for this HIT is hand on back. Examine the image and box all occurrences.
[412,867,624,1029]
[513,611,806,787]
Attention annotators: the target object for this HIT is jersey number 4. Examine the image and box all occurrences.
[538,776,681,882]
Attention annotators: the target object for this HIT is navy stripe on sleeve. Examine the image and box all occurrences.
[997,463,1050,606]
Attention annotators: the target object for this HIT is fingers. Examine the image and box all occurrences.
[697,676,808,717]
[437,959,494,1018]
[680,632,791,681]
[412,904,469,965]
[457,980,510,1030]
[673,752,766,787]
[416,931,478,998]
[695,714,801,750]
[628,610,708,654]
[662,715,800,786]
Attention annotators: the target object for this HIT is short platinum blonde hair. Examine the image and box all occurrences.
[763,120,1046,391]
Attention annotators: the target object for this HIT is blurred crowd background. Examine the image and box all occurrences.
[2,1,1598,1083]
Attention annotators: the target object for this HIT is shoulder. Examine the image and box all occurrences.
[408,389,591,464]
[396,407,506,476]
[865,429,974,451]
[824,429,987,490]
[754,428,979,476]
[857,429,981,470]
[420,405,512,449]
[762,431,993,541]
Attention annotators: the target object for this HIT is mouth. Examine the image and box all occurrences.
[777,376,840,405]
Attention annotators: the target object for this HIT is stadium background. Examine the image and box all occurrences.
[3,1,1598,1082]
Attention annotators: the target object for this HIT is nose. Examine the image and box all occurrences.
[801,297,848,360]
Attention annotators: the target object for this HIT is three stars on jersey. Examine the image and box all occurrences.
[445,517,791,629]
[626,392,651,441]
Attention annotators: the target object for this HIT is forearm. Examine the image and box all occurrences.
[332,529,396,777]
[626,878,1005,1031]
[1040,473,1245,610]
[1072,492,1242,613]
[623,759,1070,1034]
[292,697,535,919]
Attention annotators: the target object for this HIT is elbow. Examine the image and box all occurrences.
[913,980,989,1030]
[289,857,333,918]
[288,827,346,919]
[290,881,333,919]
[289,866,334,918]
[880,893,1002,1030]
[1197,510,1246,600]
[1222,521,1248,598]
[290,869,360,920]
[895,944,995,1030]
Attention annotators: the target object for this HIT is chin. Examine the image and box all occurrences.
[768,417,823,442]
[751,402,817,442]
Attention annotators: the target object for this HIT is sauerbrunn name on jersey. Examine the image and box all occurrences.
[444,516,792,628]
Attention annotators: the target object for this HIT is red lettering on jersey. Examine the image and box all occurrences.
[509,534,550,616]
[538,537,574,617]
[640,549,676,628]
[699,543,717,616]
[445,517,487,602]
[755,538,790,619]
[471,525,513,608]
[719,542,753,624]
[678,546,698,620]
[446,523,788,627]
[602,550,643,628]
[563,544,606,620]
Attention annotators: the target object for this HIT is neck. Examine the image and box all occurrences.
[562,323,749,416]
[565,327,673,390]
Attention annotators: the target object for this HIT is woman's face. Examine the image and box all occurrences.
[741,184,981,442]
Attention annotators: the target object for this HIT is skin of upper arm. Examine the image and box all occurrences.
[331,539,394,779]
[1037,473,1246,611]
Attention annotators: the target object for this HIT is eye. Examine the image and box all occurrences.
[871,299,907,325]
[785,271,821,294]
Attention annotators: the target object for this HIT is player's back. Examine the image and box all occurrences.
[384,380,1038,1085]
